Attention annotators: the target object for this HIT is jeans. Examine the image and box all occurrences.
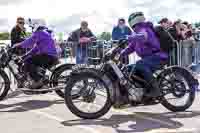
[133,55,165,82]
[76,45,88,64]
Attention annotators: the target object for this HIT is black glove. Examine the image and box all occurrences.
[118,39,128,49]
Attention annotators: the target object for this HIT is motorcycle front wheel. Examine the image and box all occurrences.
[64,70,112,119]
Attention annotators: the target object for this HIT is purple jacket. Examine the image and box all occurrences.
[20,30,58,57]
[121,22,168,59]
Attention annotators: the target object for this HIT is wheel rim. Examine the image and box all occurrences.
[160,72,191,107]
[69,77,108,114]
[54,69,72,91]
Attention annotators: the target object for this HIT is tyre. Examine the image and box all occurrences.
[64,70,112,119]
[0,70,10,101]
[158,67,195,112]
[53,65,91,99]
[52,65,74,98]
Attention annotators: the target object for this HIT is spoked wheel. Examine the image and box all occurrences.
[158,68,195,112]
[53,67,88,99]
[53,67,73,98]
[0,70,10,101]
[64,71,112,119]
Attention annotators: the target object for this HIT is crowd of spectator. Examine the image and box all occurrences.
[9,16,200,65]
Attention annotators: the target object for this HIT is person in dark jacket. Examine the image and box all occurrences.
[158,18,172,30]
[68,21,96,64]
[10,17,27,55]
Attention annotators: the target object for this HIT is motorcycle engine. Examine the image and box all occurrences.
[122,78,144,102]
[130,83,144,102]
[121,66,144,102]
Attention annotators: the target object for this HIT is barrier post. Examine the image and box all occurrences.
[180,40,195,67]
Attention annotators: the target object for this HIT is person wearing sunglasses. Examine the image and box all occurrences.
[10,17,27,55]
[11,17,27,46]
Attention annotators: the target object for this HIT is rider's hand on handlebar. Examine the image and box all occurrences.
[12,43,21,49]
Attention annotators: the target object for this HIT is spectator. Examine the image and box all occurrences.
[112,18,132,64]
[168,20,184,42]
[68,21,96,64]
[112,18,132,40]
[10,17,27,55]
[168,20,194,65]
[158,18,172,30]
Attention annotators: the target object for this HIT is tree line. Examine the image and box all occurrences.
[0,32,112,41]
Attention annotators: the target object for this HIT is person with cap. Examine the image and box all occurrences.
[68,21,96,64]
[120,12,168,98]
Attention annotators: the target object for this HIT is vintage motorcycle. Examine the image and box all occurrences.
[64,39,199,119]
[0,46,75,101]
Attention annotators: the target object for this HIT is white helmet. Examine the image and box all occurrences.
[28,18,47,32]
[128,12,145,28]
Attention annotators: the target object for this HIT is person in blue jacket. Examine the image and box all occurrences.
[112,18,132,40]
[112,18,132,64]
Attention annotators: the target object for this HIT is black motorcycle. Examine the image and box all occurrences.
[0,46,75,100]
[64,39,198,119]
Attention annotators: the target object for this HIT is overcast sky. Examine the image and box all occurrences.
[0,0,200,34]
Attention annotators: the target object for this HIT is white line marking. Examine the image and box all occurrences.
[49,94,177,127]
[21,107,101,133]
[52,93,176,127]
[145,128,198,133]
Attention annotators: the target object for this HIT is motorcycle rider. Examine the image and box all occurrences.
[13,19,59,89]
[120,12,168,98]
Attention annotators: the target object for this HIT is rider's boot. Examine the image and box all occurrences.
[146,78,161,98]
[17,74,25,88]
[30,78,48,89]
[30,80,43,89]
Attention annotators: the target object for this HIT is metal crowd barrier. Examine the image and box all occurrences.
[58,39,200,69]
[168,39,199,68]
[59,40,112,65]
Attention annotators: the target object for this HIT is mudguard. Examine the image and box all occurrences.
[158,66,199,90]
[50,63,75,81]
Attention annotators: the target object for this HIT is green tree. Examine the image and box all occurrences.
[26,32,32,37]
[0,32,9,40]
[97,32,111,41]
[194,22,200,28]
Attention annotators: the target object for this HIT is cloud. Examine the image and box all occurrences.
[0,18,9,32]
[49,13,89,33]
[0,0,200,34]
[0,0,27,5]
[178,0,200,5]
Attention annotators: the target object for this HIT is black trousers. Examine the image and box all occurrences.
[24,54,58,81]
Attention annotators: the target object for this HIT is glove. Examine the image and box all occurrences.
[118,38,128,48]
